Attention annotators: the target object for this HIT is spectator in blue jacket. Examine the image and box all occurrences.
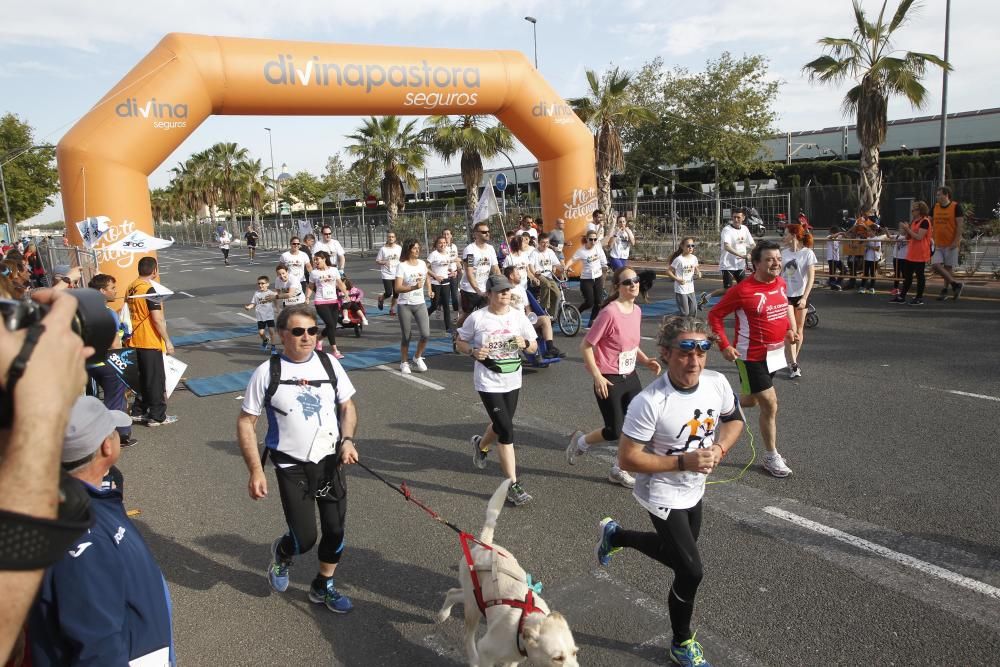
[29,396,174,666]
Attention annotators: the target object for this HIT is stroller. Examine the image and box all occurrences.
[338,281,368,337]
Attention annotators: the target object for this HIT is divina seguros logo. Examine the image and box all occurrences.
[532,101,575,124]
[263,55,482,110]
[115,98,188,131]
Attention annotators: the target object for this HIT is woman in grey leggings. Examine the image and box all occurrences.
[666,236,701,316]
[393,238,433,374]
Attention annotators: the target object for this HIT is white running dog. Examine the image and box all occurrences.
[436,479,579,667]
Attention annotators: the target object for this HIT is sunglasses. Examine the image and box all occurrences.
[674,339,713,352]
[618,278,640,287]
[323,232,332,235]
[257,282,269,286]
[685,244,696,248]
[586,238,598,242]
[477,230,490,235]
[288,326,319,336]
[290,242,300,246]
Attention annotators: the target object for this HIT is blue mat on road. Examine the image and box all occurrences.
[174,327,257,347]
[184,336,456,397]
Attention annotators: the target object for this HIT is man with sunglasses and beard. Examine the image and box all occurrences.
[595,315,743,667]
[457,221,500,328]
[707,240,798,478]
[237,304,360,614]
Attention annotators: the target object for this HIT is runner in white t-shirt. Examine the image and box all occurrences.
[306,251,347,359]
[274,265,305,309]
[442,227,461,311]
[566,232,608,328]
[457,222,500,326]
[314,225,346,275]
[244,274,278,353]
[375,232,401,315]
[780,224,818,378]
[426,235,455,332]
[605,215,635,271]
[699,209,755,309]
[393,239,433,374]
[280,237,310,291]
[455,274,538,506]
[666,237,702,316]
[219,229,232,266]
[595,315,743,667]
[531,233,562,314]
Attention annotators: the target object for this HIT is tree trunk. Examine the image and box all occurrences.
[859,144,882,214]
[597,166,612,235]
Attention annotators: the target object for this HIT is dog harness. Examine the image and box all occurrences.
[459,532,546,657]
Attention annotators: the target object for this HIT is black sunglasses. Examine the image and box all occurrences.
[477,230,490,235]
[685,244,696,248]
[674,339,713,353]
[586,237,598,242]
[288,326,319,336]
[290,242,300,245]
[618,278,640,287]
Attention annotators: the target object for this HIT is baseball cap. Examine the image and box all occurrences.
[485,275,513,293]
[62,396,131,463]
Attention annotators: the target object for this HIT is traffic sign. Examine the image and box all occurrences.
[365,195,377,208]
[495,173,507,191]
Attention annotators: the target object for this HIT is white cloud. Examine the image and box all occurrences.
[0,61,73,78]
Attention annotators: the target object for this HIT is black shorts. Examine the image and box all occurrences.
[460,290,487,314]
[736,359,775,394]
[257,320,275,329]
[722,269,745,288]
[787,295,802,307]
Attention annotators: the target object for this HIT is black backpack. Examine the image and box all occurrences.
[260,352,340,465]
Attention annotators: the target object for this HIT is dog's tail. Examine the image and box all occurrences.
[478,479,512,546]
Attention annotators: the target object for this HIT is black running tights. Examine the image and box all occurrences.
[314,302,339,346]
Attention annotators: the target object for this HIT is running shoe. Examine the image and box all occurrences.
[400,361,412,374]
[308,578,353,613]
[670,634,711,667]
[608,467,636,489]
[267,537,291,593]
[147,415,178,427]
[506,481,533,506]
[595,517,621,566]
[361,316,370,326]
[377,294,384,311]
[471,435,488,469]
[544,345,566,359]
[788,363,801,379]
[131,415,148,425]
[762,452,792,477]
[565,430,585,465]
[333,349,345,360]
[832,284,843,291]
[120,437,138,448]
[388,308,396,317]
[952,282,964,300]
[342,315,351,324]
[890,288,900,296]
[697,292,708,310]
[936,289,949,301]
[412,357,428,373]
[908,298,924,306]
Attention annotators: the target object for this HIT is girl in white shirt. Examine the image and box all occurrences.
[375,232,401,315]
[666,237,702,316]
[306,251,347,359]
[780,224,818,377]
[394,238,433,374]
[426,235,454,332]
[566,232,608,328]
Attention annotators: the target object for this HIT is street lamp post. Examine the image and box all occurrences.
[524,16,538,69]
[264,127,279,220]
[938,0,951,187]
[0,164,11,228]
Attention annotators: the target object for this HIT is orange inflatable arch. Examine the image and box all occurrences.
[58,33,598,289]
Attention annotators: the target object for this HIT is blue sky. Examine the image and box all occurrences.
[3,0,997,224]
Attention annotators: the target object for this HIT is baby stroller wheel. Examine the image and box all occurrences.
[354,323,362,337]
[805,306,819,329]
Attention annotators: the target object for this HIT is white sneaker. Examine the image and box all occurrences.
[788,363,801,379]
[361,316,370,326]
[400,361,412,374]
[763,453,792,478]
[412,357,428,373]
[608,467,635,488]
[566,430,585,465]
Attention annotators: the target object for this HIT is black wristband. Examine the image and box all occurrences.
[677,455,686,472]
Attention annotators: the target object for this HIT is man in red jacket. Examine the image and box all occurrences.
[708,240,799,477]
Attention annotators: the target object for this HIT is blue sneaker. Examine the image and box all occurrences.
[267,537,291,593]
[595,517,622,566]
[309,578,353,613]
[670,634,711,666]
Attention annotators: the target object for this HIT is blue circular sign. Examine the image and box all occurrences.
[495,173,508,191]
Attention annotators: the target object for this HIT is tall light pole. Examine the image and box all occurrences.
[264,127,278,218]
[524,16,538,69]
[937,0,951,187]
[0,164,11,228]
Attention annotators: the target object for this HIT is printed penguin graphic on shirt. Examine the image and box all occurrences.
[270,382,329,425]
[673,408,717,452]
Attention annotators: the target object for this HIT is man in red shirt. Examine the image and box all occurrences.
[708,240,799,477]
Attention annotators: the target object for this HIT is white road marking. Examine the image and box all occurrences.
[375,365,444,390]
[233,268,249,273]
[762,506,1000,600]
[919,385,1000,402]
[178,269,193,272]
[178,291,195,298]
[236,312,258,322]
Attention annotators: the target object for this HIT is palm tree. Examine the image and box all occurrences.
[208,142,250,225]
[568,67,656,232]
[345,116,427,226]
[422,115,515,226]
[803,0,949,214]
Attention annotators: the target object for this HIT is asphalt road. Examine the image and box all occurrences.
[118,245,1000,666]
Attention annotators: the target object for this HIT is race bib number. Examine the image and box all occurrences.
[307,426,338,464]
[484,334,522,373]
[618,348,638,375]
[765,343,787,374]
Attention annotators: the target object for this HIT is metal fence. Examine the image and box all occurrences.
[31,237,99,287]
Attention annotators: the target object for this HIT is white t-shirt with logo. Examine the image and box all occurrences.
[395,260,428,306]
[623,370,739,512]
[460,243,499,294]
[780,247,818,298]
[313,239,346,268]
[719,225,755,271]
[376,245,401,281]
[457,307,537,394]
[242,352,356,464]
[502,251,532,289]
[426,250,452,285]
[251,290,277,322]
[219,231,232,250]
[670,254,699,295]
[609,229,633,259]
[509,283,530,314]
[309,268,341,303]
[531,247,559,278]
[571,246,608,280]
[274,276,305,306]
[280,251,309,282]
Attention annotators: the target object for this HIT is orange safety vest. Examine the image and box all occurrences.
[932,202,959,247]
[125,277,166,351]
[906,217,933,263]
